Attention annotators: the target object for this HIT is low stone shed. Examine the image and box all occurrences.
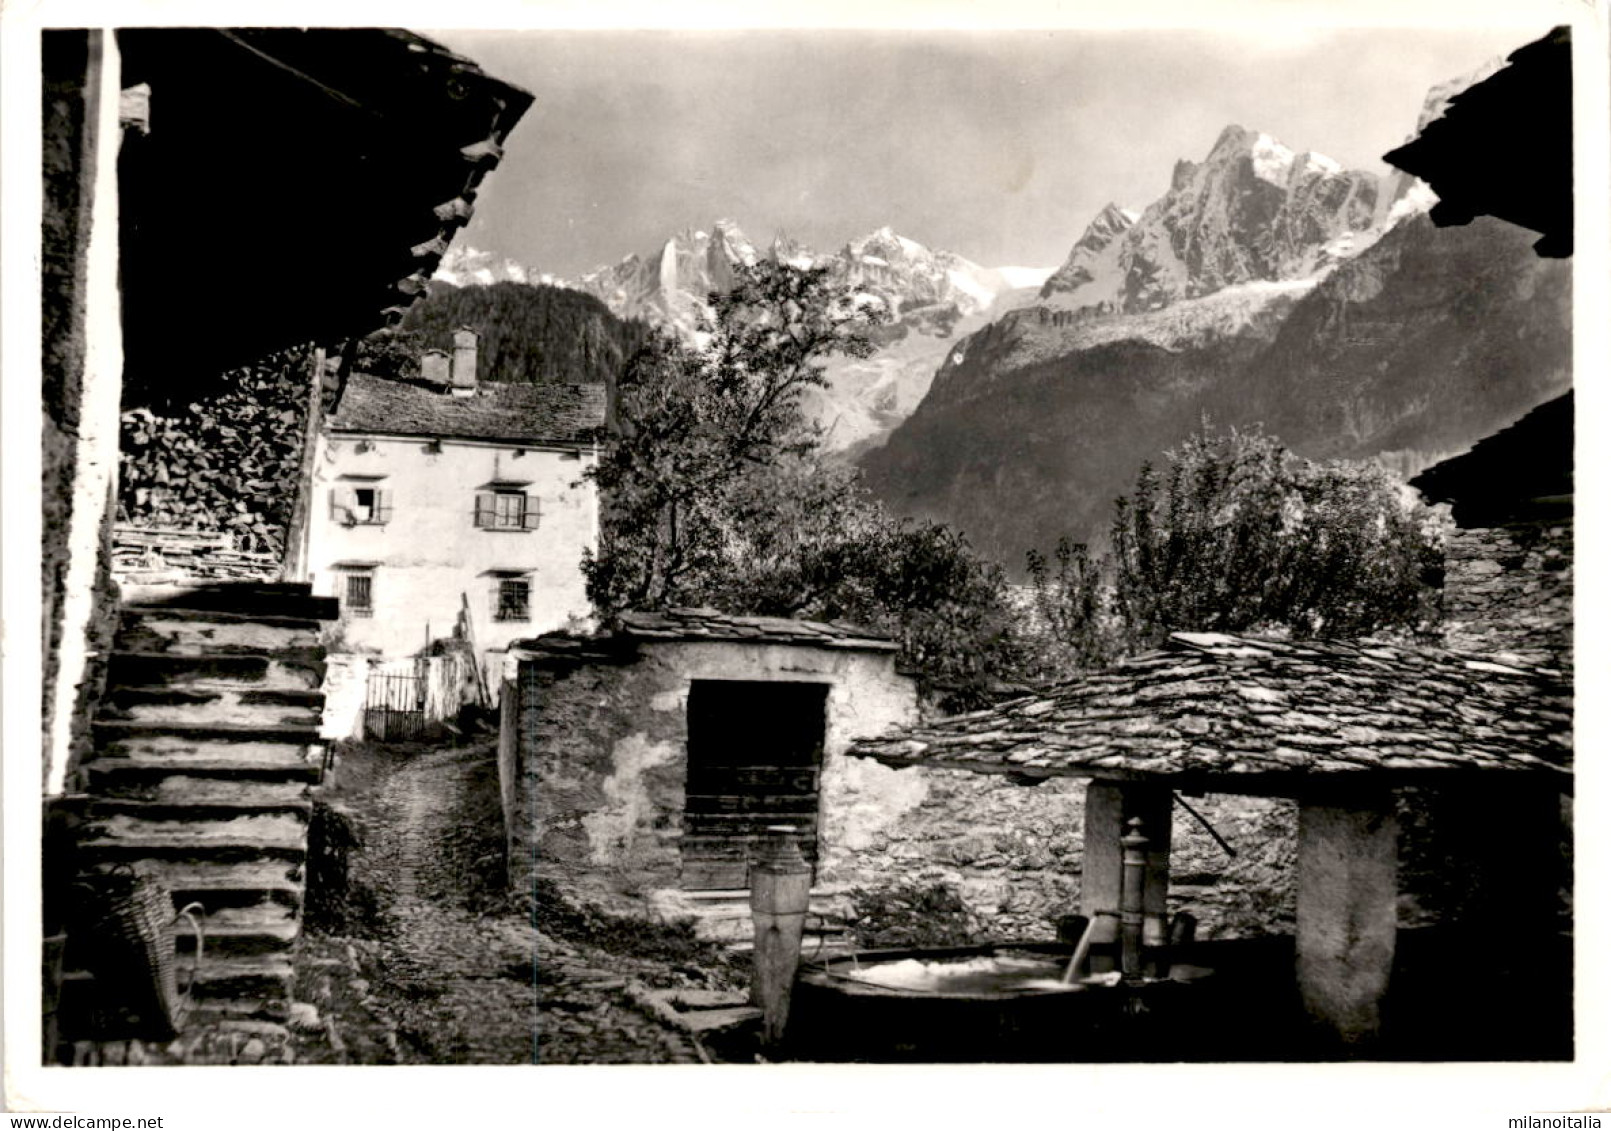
[849,631,1572,1054]
[499,609,920,907]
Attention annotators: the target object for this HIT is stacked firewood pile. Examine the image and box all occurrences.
[112,525,280,584]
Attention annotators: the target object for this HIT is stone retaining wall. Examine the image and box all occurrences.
[1442,520,1571,666]
[818,766,1297,941]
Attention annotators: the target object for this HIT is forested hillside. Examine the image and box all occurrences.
[396,282,651,385]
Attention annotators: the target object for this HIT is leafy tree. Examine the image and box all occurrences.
[1108,425,1447,646]
[583,260,888,611]
[1024,536,1116,671]
[351,328,424,381]
[583,260,1028,704]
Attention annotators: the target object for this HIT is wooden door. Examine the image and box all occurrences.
[680,680,828,891]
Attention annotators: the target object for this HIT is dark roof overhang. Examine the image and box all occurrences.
[1383,25,1572,258]
[1409,391,1573,527]
[113,28,533,401]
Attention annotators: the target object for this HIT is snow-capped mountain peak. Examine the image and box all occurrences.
[1041,123,1389,314]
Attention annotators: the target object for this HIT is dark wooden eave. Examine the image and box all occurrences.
[1384,25,1572,258]
[114,28,533,402]
[1409,391,1573,528]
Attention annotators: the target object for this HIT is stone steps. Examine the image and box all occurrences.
[62,582,333,1037]
[149,862,305,910]
[108,650,326,692]
[85,758,323,786]
[184,956,296,1006]
[76,815,309,864]
[116,608,324,656]
[172,902,300,958]
[101,685,324,728]
[93,718,326,748]
[88,776,313,809]
[121,582,340,622]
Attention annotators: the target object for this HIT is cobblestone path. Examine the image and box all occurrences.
[308,742,708,1065]
[355,744,540,1063]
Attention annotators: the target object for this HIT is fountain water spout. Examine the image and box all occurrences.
[1120,817,1150,984]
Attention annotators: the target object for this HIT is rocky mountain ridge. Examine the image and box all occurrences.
[434,223,1052,454]
[1040,126,1394,316]
[861,63,1570,574]
[862,209,1570,574]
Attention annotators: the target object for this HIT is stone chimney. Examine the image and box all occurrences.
[451,327,477,396]
[421,348,450,388]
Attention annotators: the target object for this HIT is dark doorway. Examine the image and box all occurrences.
[681,680,829,890]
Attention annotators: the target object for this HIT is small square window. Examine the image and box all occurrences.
[344,572,374,617]
[493,577,531,622]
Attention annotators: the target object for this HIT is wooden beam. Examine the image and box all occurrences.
[278,345,329,583]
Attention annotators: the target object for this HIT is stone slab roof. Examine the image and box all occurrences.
[849,632,1571,791]
[327,373,605,446]
[511,607,898,660]
[616,608,897,650]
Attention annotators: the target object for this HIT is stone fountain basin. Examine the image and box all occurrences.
[789,941,1214,1062]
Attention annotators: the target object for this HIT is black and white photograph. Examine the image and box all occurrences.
[4,0,1606,1123]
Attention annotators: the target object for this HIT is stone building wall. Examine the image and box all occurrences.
[306,432,598,658]
[500,638,920,898]
[818,765,1297,941]
[41,31,125,795]
[1441,520,1572,666]
[502,630,1297,939]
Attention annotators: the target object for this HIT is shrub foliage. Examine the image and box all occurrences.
[1028,425,1450,669]
[584,261,1030,704]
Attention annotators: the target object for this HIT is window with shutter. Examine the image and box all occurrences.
[333,483,390,525]
[330,486,357,523]
[478,489,535,531]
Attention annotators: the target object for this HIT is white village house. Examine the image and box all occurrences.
[305,330,604,675]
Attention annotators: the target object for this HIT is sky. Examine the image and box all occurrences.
[429,26,1543,278]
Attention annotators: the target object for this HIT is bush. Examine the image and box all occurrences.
[304,797,382,935]
[1025,424,1450,673]
[1111,425,1447,645]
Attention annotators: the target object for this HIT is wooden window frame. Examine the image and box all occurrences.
[330,484,393,527]
[474,489,540,532]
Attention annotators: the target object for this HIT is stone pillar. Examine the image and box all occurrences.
[749,829,812,1049]
[1080,781,1172,972]
[1296,794,1398,1045]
